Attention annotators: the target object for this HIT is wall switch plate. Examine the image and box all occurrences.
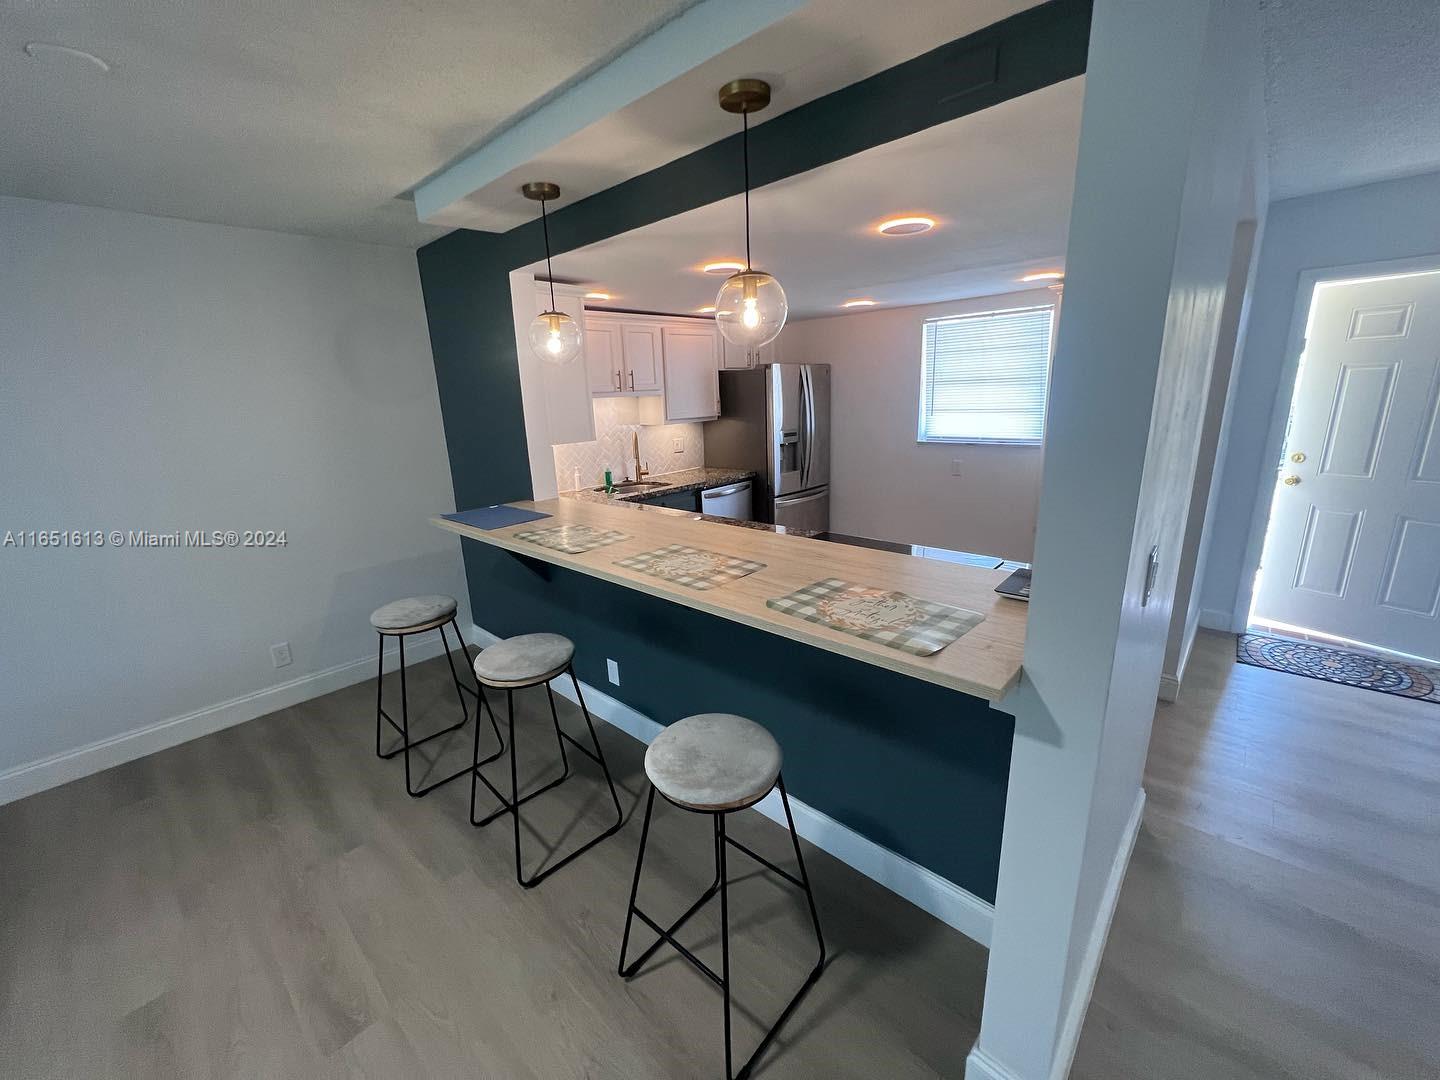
[951,458,964,476]
[270,641,293,668]
[606,658,620,685]
[672,436,685,453]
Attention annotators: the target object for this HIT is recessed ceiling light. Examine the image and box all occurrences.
[876,216,935,236]
[702,261,746,275]
[584,291,612,301]
[841,298,877,308]
[23,41,111,72]
[1020,271,1064,282]
[695,305,717,314]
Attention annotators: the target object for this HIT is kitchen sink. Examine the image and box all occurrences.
[592,480,666,493]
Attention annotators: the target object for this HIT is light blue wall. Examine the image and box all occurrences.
[1200,170,1440,627]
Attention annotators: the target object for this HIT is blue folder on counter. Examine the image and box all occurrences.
[442,505,551,530]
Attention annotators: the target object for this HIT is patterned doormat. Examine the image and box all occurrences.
[1237,634,1440,704]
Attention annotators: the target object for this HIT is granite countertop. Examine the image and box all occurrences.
[560,466,756,504]
[558,467,826,537]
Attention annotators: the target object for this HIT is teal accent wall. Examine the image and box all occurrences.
[417,0,1090,902]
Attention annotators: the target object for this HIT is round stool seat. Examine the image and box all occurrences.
[645,714,782,811]
[369,594,458,633]
[473,633,575,687]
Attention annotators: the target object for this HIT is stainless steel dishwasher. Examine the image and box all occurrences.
[700,480,753,521]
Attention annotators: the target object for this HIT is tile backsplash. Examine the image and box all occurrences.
[552,397,706,492]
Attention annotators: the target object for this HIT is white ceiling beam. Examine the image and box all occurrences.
[412,0,806,224]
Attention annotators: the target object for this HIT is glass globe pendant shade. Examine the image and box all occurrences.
[529,309,582,365]
[715,270,787,348]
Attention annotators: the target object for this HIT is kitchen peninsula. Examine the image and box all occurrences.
[434,495,1026,701]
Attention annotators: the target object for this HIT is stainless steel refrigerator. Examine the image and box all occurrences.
[704,363,831,532]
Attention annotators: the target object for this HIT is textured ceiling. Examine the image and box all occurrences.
[436,0,1039,232]
[0,0,697,246]
[1262,0,1440,199]
[529,78,1083,320]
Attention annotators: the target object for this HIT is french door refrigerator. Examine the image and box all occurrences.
[705,363,830,532]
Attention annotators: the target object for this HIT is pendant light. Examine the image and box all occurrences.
[523,181,583,365]
[714,79,787,349]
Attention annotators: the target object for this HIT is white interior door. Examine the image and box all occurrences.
[1253,269,1440,659]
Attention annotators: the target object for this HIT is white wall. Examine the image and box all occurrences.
[0,196,465,795]
[1201,169,1440,630]
[784,290,1053,562]
[968,2,1267,1078]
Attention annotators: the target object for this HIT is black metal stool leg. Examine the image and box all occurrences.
[469,671,625,888]
[616,774,828,1080]
[718,811,734,1080]
[569,668,624,827]
[372,623,479,796]
[617,786,657,975]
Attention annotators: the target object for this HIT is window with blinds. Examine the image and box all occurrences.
[917,305,1055,444]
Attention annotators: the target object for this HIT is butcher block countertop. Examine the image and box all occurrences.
[432,497,1026,703]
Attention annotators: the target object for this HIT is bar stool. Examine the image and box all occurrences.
[370,594,503,796]
[469,633,623,888]
[618,713,826,1080]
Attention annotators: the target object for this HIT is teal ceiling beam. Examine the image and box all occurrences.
[412,0,806,224]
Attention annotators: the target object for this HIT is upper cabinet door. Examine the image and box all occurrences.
[719,334,753,370]
[660,325,720,422]
[584,318,624,395]
[752,339,778,367]
[623,322,663,391]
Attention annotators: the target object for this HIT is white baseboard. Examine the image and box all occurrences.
[1199,607,1237,632]
[473,624,997,947]
[966,1046,1025,1080]
[1049,788,1145,1080]
[964,788,1144,1080]
[0,631,472,807]
[1156,673,1181,703]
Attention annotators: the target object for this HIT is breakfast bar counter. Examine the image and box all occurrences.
[433,497,1026,702]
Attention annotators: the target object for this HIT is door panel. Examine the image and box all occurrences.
[1378,517,1440,616]
[584,319,624,395]
[659,326,719,422]
[1292,506,1362,596]
[1254,269,1440,659]
[1317,362,1396,477]
[623,323,663,391]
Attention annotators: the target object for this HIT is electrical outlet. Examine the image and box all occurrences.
[951,458,964,476]
[606,658,620,685]
[270,641,292,668]
[672,436,685,454]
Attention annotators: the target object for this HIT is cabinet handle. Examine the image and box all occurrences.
[629,371,635,391]
[614,371,621,391]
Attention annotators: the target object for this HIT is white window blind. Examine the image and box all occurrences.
[917,305,1054,444]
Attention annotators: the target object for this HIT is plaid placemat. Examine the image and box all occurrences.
[766,577,984,656]
[614,544,766,591]
[513,523,630,554]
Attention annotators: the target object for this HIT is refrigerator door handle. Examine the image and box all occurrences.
[798,365,810,489]
[774,489,827,507]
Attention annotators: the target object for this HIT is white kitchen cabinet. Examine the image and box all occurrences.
[534,285,595,445]
[584,318,625,394]
[719,334,781,369]
[621,321,663,392]
[644,325,720,423]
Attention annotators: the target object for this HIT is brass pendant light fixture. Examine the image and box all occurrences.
[523,181,583,365]
[714,79,787,348]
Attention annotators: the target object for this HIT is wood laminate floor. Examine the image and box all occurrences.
[1075,631,1440,1080]
[2,630,1435,1078]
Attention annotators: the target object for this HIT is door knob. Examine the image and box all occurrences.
[1283,475,1301,486]
[1290,451,1307,463]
